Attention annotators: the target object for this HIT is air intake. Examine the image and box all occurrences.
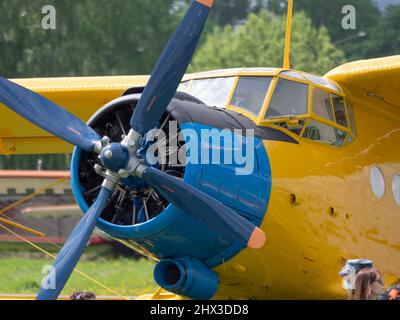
[154,258,218,300]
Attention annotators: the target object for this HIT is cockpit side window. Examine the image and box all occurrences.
[265,78,308,119]
[230,76,273,116]
[303,119,347,147]
[332,94,348,128]
[258,73,356,147]
[301,90,356,148]
[313,88,334,121]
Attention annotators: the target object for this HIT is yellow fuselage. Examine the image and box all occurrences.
[215,83,400,299]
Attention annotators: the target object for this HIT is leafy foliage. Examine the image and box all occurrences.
[191,10,345,75]
[345,4,400,60]
[267,0,400,61]
[267,0,380,41]
[0,0,178,78]
[0,0,179,169]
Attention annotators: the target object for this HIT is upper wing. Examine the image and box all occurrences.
[0,76,148,155]
[325,55,400,111]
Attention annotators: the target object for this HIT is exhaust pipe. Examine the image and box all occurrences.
[154,258,218,300]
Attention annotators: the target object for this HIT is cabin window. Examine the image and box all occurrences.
[312,88,334,121]
[392,175,400,206]
[178,77,235,109]
[332,94,348,127]
[231,76,273,116]
[370,166,386,199]
[265,78,308,119]
[303,119,347,147]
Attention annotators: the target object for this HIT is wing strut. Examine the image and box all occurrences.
[283,0,294,69]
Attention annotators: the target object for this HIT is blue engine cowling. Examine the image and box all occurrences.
[71,94,272,279]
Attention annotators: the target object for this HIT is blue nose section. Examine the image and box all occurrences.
[101,143,129,172]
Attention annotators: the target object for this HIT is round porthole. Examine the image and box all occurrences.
[392,175,400,206]
[370,166,385,199]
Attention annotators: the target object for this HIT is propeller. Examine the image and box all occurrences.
[0,77,102,152]
[0,0,265,300]
[125,0,265,250]
[36,186,113,300]
[130,0,215,134]
[141,167,265,249]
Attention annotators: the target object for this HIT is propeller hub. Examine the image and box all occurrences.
[104,150,113,159]
[100,143,130,172]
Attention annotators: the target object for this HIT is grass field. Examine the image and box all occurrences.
[0,243,158,298]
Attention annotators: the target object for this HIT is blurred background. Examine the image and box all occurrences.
[0,0,399,298]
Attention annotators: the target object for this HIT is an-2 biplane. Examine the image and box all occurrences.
[0,0,399,300]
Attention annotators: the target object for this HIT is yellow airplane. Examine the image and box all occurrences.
[0,0,399,300]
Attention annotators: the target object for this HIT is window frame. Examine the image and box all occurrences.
[258,74,311,126]
[264,76,310,121]
[185,71,357,149]
[308,86,351,133]
[227,75,275,122]
[180,76,237,109]
[346,102,357,138]
[300,84,355,149]
[312,86,335,122]
[300,118,349,148]
[259,75,355,149]
[259,76,346,123]
[331,93,350,129]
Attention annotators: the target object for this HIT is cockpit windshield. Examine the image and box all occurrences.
[265,78,309,119]
[178,77,235,108]
[231,77,273,116]
[177,70,355,148]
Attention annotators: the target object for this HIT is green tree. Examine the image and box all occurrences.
[177,0,253,26]
[210,0,252,26]
[0,0,179,78]
[267,0,382,61]
[191,10,345,75]
[352,4,400,60]
[0,1,32,78]
[0,0,179,169]
[267,0,380,41]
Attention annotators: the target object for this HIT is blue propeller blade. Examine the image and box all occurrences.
[36,187,111,300]
[130,0,214,134]
[142,167,266,249]
[0,77,101,152]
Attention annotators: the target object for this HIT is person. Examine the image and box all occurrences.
[380,285,400,301]
[70,291,96,300]
[351,268,385,300]
[339,259,385,300]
